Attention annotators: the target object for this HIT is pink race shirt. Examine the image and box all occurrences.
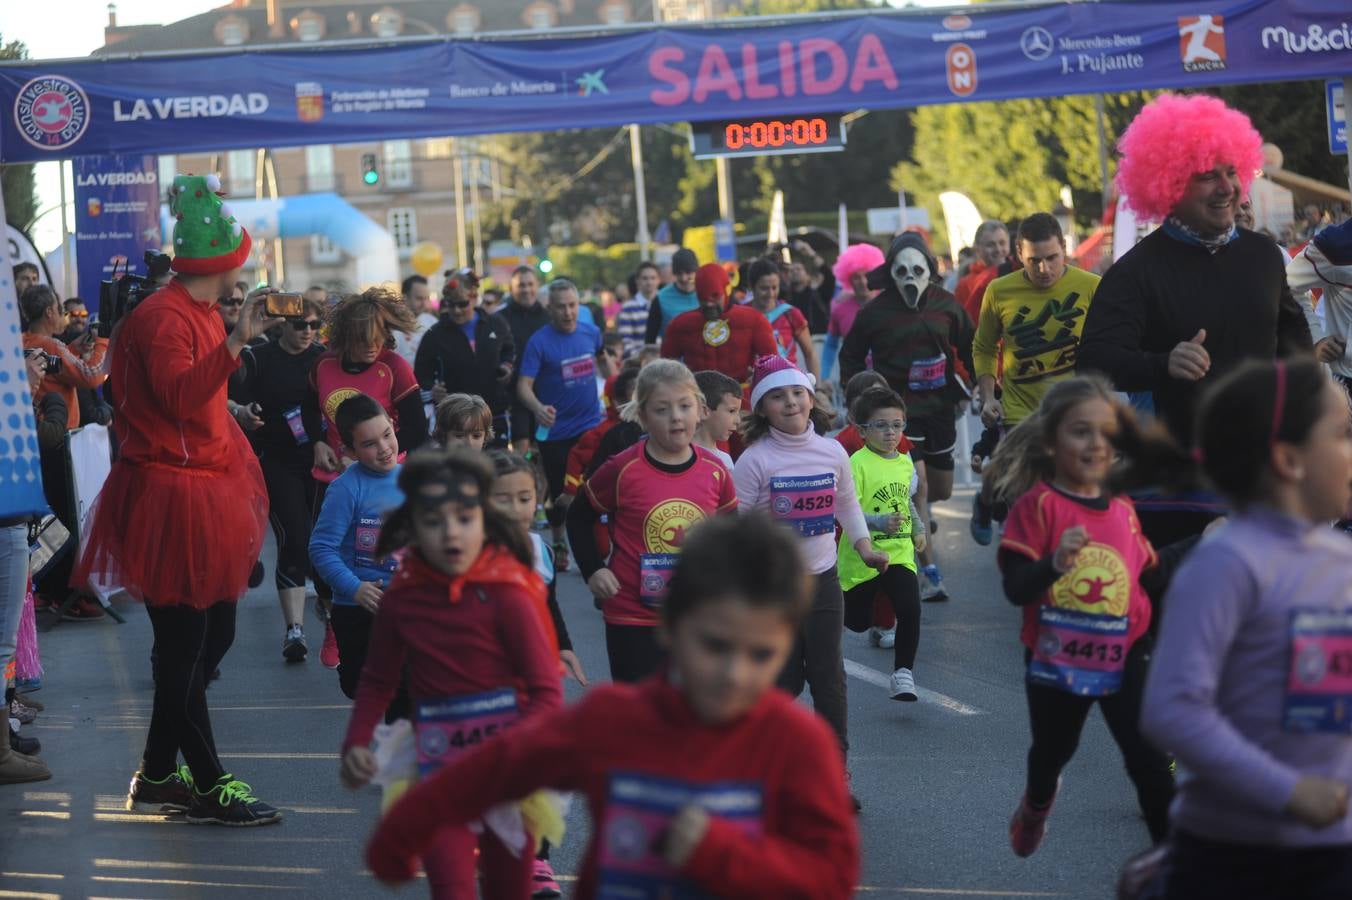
[311,349,420,452]
[584,442,738,626]
[1001,482,1157,651]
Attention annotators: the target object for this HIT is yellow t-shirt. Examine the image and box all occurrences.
[972,267,1101,425]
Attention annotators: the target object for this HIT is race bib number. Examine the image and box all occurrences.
[1028,606,1129,696]
[354,515,396,572]
[638,553,678,609]
[597,772,762,900]
[769,474,836,537]
[907,353,948,392]
[1284,609,1352,734]
[561,353,596,386]
[414,688,519,776]
[283,405,309,445]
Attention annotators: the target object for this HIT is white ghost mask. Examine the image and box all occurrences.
[891,246,931,309]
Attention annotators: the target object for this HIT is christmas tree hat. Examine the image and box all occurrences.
[168,173,251,275]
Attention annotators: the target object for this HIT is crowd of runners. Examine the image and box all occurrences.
[4,92,1352,900]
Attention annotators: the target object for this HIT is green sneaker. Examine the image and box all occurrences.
[185,775,282,827]
[126,764,194,813]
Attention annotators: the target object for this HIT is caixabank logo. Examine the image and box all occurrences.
[1178,15,1227,72]
[13,75,90,150]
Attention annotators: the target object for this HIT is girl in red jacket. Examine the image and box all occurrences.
[339,448,562,899]
[364,511,860,900]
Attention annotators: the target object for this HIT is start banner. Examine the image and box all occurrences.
[1,0,1349,162]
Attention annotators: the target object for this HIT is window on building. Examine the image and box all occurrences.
[311,234,342,265]
[423,138,454,160]
[293,12,325,42]
[451,7,478,35]
[600,2,630,25]
[526,3,555,29]
[305,144,336,192]
[387,207,418,255]
[227,149,256,190]
[217,16,250,45]
[383,140,413,189]
[371,9,403,38]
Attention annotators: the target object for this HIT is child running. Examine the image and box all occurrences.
[309,395,406,706]
[364,512,860,899]
[733,355,888,809]
[433,393,493,451]
[340,448,562,899]
[1138,359,1352,900]
[693,369,742,470]
[488,448,585,899]
[839,387,927,702]
[997,375,1176,857]
[567,359,738,682]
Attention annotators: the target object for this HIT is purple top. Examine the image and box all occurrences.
[1142,508,1352,847]
[827,292,865,339]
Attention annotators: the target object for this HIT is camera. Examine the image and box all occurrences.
[98,249,172,336]
[24,347,62,376]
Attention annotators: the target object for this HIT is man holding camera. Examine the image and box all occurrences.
[75,174,283,827]
[21,284,108,431]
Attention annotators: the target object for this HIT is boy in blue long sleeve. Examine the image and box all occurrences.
[309,394,404,700]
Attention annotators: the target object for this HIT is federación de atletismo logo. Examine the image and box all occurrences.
[13,75,90,151]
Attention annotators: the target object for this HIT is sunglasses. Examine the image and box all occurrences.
[219,297,244,307]
[446,300,472,310]
[66,309,89,319]
[289,319,323,330]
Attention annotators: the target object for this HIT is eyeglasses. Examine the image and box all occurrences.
[865,419,906,433]
[289,319,323,330]
[219,297,244,307]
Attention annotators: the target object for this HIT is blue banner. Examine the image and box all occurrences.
[72,154,162,315]
[1,0,1349,163]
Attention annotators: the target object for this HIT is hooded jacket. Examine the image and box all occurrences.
[841,233,975,419]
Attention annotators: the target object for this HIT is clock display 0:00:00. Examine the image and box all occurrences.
[722,117,830,150]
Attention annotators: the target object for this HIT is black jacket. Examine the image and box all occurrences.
[1077,228,1312,441]
[414,312,516,414]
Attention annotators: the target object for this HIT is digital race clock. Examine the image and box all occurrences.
[689,114,846,159]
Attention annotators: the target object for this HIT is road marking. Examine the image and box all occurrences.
[844,660,985,715]
[856,888,1066,896]
[219,752,340,760]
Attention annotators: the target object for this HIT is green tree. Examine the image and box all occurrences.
[0,35,38,233]
[892,92,1153,250]
[1204,80,1349,188]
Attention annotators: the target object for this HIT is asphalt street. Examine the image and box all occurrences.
[0,486,1156,899]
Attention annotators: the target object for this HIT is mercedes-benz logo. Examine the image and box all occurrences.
[1021,26,1054,61]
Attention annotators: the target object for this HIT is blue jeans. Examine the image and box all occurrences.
[0,524,29,690]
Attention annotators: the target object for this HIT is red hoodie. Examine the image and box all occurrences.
[342,545,561,754]
[366,676,859,899]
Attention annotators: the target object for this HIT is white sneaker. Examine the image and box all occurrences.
[878,627,896,649]
[889,667,918,702]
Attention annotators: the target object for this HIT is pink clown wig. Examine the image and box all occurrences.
[1115,93,1264,223]
[833,243,885,285]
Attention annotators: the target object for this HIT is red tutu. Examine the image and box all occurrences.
[74,434,268,609]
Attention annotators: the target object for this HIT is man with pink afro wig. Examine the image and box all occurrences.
[1079,92,1312,545]
[821,242,884,383]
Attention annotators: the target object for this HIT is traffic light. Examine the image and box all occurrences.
[361,153,379,186]
[538,257,554,275]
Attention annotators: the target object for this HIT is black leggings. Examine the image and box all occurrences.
[1023,637,1174,842]
[329,604,409,720]
[142,601,237,786]
[261,454,320,591]
[778,569,848,755]
[844,566,921,672]
[539,436,580,504]
[1165,831,1352,900]
[605,623,663,684]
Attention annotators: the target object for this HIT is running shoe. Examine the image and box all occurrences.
[62,596,107,621]
[15,691,43,711]
[127,764,194,813]
[9,699,37,725]
[920,565,949,603]
[889,667,919,702]
[282,625,308,663]
[970,494,994,546]
[1009,777,1061,858]
[320,622,340,670]
[185,775,282,827]
[866,626,897,649]
[531,858,563,898]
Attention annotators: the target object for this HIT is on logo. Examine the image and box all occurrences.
[1178,15,1227,72]
[946,43,978,97]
